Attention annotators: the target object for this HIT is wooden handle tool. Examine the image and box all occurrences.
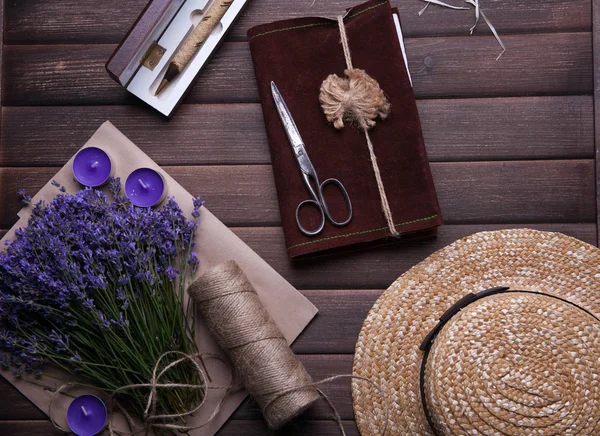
[155,0,234,95]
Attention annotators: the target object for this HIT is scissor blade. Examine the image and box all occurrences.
[271,82,305,150]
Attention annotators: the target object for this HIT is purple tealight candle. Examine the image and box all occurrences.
[125,168,167,207]
[67,395,107,436]
[73,147,113,187]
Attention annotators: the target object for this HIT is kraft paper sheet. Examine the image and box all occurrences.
[0,121,318,434]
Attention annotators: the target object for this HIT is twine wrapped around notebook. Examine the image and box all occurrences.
[319,16,399,237]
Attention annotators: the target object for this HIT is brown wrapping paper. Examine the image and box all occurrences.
[0,121,318,434]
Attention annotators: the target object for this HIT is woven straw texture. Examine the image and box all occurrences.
[352,229,600,435]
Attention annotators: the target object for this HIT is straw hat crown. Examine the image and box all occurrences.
[353,229,600,435]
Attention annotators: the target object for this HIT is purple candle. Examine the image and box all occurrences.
[73,147,113,187]
[67,395,107,436]
[125,168,167,207]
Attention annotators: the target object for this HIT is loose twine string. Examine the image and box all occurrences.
[48,261,389,435]
[319,16,399,237]
[48,351,235,435]
[418,0,506,60]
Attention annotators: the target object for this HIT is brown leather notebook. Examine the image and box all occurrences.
[248,0,442,259]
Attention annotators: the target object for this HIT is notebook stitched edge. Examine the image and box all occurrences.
[249,1,388,40]
[287,214,440,251]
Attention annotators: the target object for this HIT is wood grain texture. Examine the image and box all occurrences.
[1,96,594,166]
[0,0,3,132]
[1,0,597,434]
[0,419,361,435]
[4,0,592,44]
[0,381,46,421]
[232,224,597,292]
[3,33,593,106]
[0,421,64,436]
[0,161,594,230]
[0,223,594,291]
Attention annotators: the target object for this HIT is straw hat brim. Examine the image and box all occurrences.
[352,229,600,435]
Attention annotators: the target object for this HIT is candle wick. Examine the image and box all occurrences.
[91,161,99,169]
[81,406,88,417]
[138,179,149,190]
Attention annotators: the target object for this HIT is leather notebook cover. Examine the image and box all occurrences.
[248,0,443,258]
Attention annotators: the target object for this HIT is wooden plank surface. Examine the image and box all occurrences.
[1,96,594,166]
[0,0,597,435]
[1,161,595,229]
[0,0,3,132]
[0,223,595,291]
[2,32,593,106]
[232,224,598,292]
[4,0,592,44]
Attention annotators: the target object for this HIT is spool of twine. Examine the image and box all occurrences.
[188,260,319,429]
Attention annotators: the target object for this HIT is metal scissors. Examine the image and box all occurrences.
[271,81,352,236]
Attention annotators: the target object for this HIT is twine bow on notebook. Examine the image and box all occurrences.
[319,16,399,237]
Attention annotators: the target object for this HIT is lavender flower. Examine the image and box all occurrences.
[188,251,200,270]
[97,312,111,329]
[192,197,205,219]
[165,266,179,281]
[108,177,122,195]
[49,331,70,352]
[0,181,204,418]
[16,189,32,205]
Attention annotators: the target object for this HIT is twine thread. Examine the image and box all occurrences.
[319,17,398,237]
[338,15,354,70]
[47,261,391,435]
[189,260,319,429]
[189,260,390,435]
[48,352,234,436]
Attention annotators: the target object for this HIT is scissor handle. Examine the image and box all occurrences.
[296,199,326,236]
[319,178,353,227]
[295,178,353,236]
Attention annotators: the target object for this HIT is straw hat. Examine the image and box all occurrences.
[352,229,600,435]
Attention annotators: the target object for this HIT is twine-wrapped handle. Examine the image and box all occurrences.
[319,17,398,237]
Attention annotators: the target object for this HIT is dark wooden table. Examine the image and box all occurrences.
[0,0,598,434]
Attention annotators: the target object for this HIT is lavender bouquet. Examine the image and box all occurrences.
[0,178,205,425]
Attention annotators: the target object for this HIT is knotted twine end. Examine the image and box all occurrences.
[319,68,390,131]
[319,16,399,237]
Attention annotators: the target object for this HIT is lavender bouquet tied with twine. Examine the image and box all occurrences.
[0,178,205,426]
